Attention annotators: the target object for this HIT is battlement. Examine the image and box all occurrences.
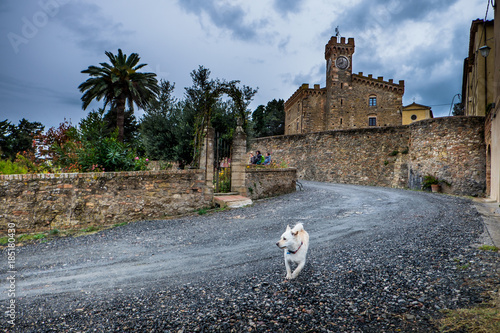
[352,72,404,94]
[325,36,355,59]
[285,83,326,110]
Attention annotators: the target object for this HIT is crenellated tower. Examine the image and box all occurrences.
[284,36,404,135]
[325,37,355,129]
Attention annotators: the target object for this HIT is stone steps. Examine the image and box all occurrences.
[214,194,253,208]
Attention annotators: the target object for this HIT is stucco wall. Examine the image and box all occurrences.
[250,116,486,196]
[0,170,212,232]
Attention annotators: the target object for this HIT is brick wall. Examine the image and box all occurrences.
[0,170,212,232]
[250,116,486,196]
[245,168,297,200]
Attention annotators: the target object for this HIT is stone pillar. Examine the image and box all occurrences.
[200,126,215,191]
[231,121,247,195]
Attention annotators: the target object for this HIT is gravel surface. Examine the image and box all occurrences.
[2,181,499,332]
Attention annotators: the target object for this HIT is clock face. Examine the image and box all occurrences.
[335,56,349,70]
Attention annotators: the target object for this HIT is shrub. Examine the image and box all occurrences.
[134,156,150,171]
[77,131,135,172]
[0,159,28,175]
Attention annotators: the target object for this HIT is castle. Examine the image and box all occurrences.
[285,37,405,134]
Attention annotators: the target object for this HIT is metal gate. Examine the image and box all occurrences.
[213,132,232,193]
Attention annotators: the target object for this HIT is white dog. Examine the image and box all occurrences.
[276,223,309,279]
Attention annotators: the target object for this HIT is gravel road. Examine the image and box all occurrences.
[2,181,499,332]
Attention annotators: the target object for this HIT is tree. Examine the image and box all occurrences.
[252,99,285,138]
[141,80,195,163]
[225,82,258,130]
[35,120,80,172]
[79,49,160,142]
[78,108,108,143]
[184,66,227,166]
[452,103,465,116]
[184,66,257,166]
[0,119,45,160]
[103,108,140,144]
[0,119,15,159]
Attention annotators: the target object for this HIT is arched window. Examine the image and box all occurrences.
[369,95,377,106]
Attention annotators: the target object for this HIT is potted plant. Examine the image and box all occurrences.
[422,175,450,193]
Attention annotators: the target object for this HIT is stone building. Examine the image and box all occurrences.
[402,102,433,125]
[493,8,500,202]
[462,18,496,198]
[462,19,495,118]
[285,37,405,135]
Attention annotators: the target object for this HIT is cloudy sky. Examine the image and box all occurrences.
[0,0,493,130]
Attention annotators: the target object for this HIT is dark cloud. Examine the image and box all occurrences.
[339,0,459,33]
[273,0,303,16]
[323,0,462,46]
[54,2,133,54]
[177,0,266,41]
[0,73,76,105]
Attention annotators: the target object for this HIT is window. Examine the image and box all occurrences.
[369,96,377,106]
[411,114,417,121]
[368,117,377,126]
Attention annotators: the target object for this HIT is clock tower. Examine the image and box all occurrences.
[325,36,355,129]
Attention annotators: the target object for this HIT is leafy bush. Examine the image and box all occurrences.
[215,168,231,193]
[78,133,135,172]
[0,159,28,175]
[35,120,81,173]
[422,175,439,189]
[133,156,149,171]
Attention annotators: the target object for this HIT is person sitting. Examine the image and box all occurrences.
[255,150,263,165]
[264,152,271,165]
[249,153,255,165]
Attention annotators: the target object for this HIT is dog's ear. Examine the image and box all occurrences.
[286,225,291,231]
[292,230,298,236]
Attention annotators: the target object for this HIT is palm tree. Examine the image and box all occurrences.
[79,49,159,142]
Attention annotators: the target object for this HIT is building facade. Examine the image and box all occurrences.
[285,37,405,135]
[462,18,497,199]
[402,102,433,125]
[490,6,500,201]
[462,19,495,117]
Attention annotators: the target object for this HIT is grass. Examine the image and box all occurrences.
[82,226,100,233]
[478,244,499,252]
[197,208,208,215]
[437,245,500,332]
[18,233,46,242]
[438,292,500,332]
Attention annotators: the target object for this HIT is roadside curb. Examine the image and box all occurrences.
[472,198,500,248]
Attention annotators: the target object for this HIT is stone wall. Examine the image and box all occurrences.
[251,126,410,189]
[245,168,297,200]
[0,170,212,233]
[250,116,486,196]
[408,116,486,196]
